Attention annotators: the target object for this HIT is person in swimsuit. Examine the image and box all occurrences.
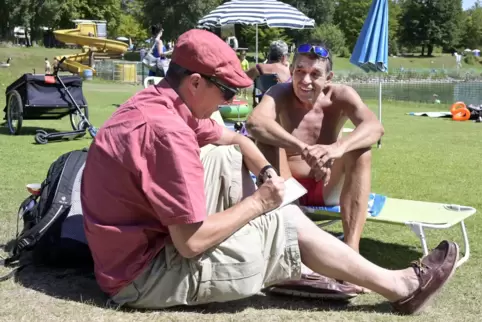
[246,40,384,255]
[245,40,291,83]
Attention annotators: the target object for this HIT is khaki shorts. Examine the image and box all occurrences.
[111,146,303,309]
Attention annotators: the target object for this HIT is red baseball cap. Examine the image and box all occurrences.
[171,29,252,88]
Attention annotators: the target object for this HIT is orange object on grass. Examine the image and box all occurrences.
[450,102,471,121]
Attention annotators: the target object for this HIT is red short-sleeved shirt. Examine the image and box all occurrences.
[81,80,223,296]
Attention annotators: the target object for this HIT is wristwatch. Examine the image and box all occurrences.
[256,165,278,186]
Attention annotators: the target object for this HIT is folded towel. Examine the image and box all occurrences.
[304,193,387,217]
[407,112,452,118]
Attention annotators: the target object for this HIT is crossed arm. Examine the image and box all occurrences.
[333,86,384,153]
[247,84,384,154]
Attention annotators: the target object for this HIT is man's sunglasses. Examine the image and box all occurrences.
[202,75,238,102]
[297,44,330,58]
[180,64,239,102]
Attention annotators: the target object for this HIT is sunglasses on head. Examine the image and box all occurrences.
[201,75,238,102]
[297,44,330,58]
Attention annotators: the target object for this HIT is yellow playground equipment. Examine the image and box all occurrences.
[53,20,129,76]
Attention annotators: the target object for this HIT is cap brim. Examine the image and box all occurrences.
[224,67,253,88]
[232,73,253,88]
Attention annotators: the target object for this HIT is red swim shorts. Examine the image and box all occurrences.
[296,177,326,206]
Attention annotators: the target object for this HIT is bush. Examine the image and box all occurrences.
[338,46,351,58]
[388,38,399,56]
[306,23,347,56]
[464,54,477,65]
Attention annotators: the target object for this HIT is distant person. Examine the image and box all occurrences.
[52,57,59,71]
[239,50,250,98]
[44,58,51,74]
[454,52,462,68]
[245,40,291,83]
[225,35,239,51]
[140,48,147,61]
[240,50,249,71]
[149,24,166,77]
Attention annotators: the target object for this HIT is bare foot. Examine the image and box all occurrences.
[387,267,421,302]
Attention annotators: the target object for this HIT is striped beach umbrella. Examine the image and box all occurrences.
[198,0,315,62]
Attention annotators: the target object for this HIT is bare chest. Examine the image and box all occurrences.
[279,100,344,148]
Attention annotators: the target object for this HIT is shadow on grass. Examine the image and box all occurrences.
[0,125,61,136]
[7,237,422,315]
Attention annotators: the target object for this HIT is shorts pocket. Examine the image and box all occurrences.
[194,258,264,304]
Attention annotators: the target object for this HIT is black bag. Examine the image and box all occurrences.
[0,148,93,281]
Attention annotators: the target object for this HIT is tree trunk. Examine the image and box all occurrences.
[427,43,434,56]
[421,44,425,56]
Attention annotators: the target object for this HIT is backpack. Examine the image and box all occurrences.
[0,148,93,281]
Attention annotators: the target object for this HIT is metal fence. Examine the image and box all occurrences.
[344,80,482,105]
[94,61,482,105]
[335,69,482,105]
[95,60,147,84]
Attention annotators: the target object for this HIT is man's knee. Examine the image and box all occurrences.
[201,145,240,169]
[280,204,316,234]
[202,145,255,205]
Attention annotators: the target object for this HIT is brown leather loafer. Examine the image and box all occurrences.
[391,240,459,315]
[265,273,361,300]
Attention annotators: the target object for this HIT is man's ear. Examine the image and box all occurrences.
[187,74,202,92]
[326,71,334,83]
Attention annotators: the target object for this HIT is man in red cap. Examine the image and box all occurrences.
[81,29,459,314]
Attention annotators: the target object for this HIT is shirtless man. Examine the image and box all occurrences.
[245,40,291,83]
[246,41,384,254]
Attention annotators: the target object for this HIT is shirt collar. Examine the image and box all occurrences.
[153,78,199,129]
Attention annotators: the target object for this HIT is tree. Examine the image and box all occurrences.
[388,0,402,55]
[112,0,147,43]
[283,0,336,24]
[240,27,292,60]
[334,0,372,51]
[304,23,347,56]
[281,0,336,44]
[0,0,124,43]
[398,0,463,56]
[143,0,222,41]
[460,1,482,50]
[114,14,148,44]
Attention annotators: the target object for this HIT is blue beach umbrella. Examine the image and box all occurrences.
[350,0,389,72]
[349,0,388,148]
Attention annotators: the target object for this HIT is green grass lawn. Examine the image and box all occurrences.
[0,47,481,321]
[245,51,482,73]
[7,44,475,76]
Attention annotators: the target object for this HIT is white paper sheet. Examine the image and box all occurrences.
[275,177,308,210]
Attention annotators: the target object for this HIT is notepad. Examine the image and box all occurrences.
[275,177,308,210]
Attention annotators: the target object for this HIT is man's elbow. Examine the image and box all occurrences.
[246,114,262,137]
[169,225,205,259]
[174,240,203,259]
